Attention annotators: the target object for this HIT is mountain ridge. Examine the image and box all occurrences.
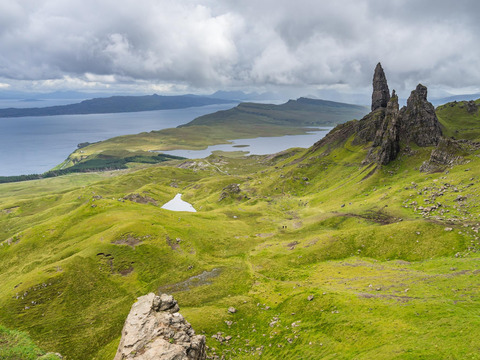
[0,94,235,118]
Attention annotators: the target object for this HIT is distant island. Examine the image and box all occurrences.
[0,94,235,118]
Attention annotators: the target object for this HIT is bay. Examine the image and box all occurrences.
[159,129,332,159]
[0,103,236,176]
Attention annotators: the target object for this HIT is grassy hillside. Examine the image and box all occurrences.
[183,98,367,128]
[0,325,61,360]
[1,99,480,359]
[436,99,480,139]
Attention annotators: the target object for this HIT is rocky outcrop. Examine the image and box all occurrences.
[362,67,442,165]
[371,63,390,111]
[114,293,206,360]
[398,84,442,146]
[366,91,400,164]
[466,100,479,114]
[311,64,444,166]
[419,138,477,172]
[123,193,158,206]
[218,183,241,201]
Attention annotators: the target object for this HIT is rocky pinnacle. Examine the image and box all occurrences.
[371,62,390,111]
[399,84,442,146]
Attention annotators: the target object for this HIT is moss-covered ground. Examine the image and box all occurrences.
[1,101,480,359]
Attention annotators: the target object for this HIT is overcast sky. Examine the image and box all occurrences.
[0,0,479,101]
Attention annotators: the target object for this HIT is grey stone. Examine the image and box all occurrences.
[398,84,442,147]
[466,100,478,114]
[371,63,390,111]
[366,91,400,165]
[312,64,445,167]
[114,293,206,360]
[419,138,470,172]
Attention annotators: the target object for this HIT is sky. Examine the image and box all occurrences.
[0,0,479,102]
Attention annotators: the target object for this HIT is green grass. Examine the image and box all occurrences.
[436,99,480,139]
[0,325,61,360]
[1,99,480,359]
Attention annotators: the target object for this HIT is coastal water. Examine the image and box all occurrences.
[0,103,236,176]
[160,129,332,159]
[0,101,332,176]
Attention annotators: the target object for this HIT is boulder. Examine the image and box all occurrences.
[114,293,206,360]
[466,100,478,114]
[419,138,470,172]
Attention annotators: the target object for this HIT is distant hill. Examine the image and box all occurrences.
[0,94,235,118]
[182,97,368,128]
[431,93,480,106]
[209,90,281,101]
[436,98,480,139]
[54,97,367,172]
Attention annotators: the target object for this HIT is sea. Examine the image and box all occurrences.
[160,130,331,159]
[0,99,330,176]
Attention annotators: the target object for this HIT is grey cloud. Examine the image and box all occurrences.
[0,0,479,96]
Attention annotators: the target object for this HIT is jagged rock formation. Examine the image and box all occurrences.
[114,293,206,360]
[311,63,443,167]
[366,91,400,164]
[466,100,479,114]
[398,84,442,146]
[420,138,476,172]
[366,82,442,164]
[371,63,390,111]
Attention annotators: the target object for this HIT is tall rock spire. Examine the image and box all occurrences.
[371,62,390,111]
[398,84,442,146]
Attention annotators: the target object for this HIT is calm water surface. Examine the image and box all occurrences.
[0,101,332,176]
[161,193,197,212]
[0,103,236,176]
[160,129,332,159]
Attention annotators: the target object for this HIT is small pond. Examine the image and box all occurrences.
[161,193,197,212]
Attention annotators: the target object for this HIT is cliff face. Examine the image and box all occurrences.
[366,91,400,165]
[352,64,442,165]
[399,84,442,146]
[304,63,446,165]
[114,293,206,360]
[371,62,391,111]
[307,63,445,166]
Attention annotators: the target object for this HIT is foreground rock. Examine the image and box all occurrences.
[114,293,206,360]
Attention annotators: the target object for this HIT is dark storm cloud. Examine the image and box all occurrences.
[0,0,479,94]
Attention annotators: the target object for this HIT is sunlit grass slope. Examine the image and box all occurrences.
[0,325,61,360]
[1,100,480,359]
[436,99,480,139]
